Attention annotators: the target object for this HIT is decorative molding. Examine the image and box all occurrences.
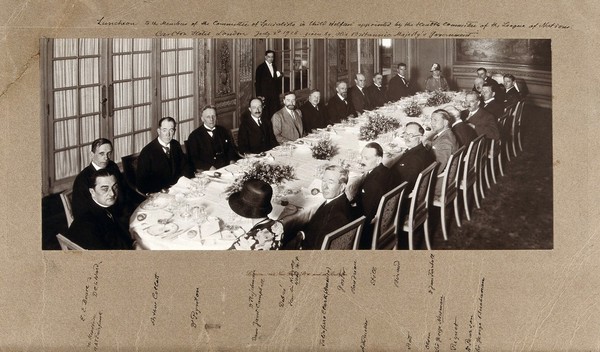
[216,40,233,97]
[238,39,253,83]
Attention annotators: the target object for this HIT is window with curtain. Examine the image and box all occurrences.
[43,38,202,194]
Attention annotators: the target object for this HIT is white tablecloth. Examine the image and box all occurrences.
[129,91,467,250]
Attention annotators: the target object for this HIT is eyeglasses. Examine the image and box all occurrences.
[402,132,423,138]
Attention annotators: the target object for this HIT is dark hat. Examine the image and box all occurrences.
[430,63,441,71]
[228,179,273,218]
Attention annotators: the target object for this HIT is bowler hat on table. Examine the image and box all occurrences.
[228,179,273,218]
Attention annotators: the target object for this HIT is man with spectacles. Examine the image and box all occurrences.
[255,50,283,121]
[391,122,436,191]
[137,117,189,194]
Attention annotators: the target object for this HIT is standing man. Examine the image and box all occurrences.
[137,117,188,194]
[300,89,329,134]
[67,168,133,250]
[354,142,394,249]
[255,50,283,120]
[387,63,411,101]
[237,98,279,154]
[365,72,387,109]
[187,105,240,172]
[272,92,304,143]
[72,138,126,219]
[327,80,355,124]
[348,73,371,115]
[503,74,522,109]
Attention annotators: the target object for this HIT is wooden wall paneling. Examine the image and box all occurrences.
[326,39,338,101]
[359,39,375,82]
[214,39,237,131]
[413,39,450,92]
[348,39,358,85]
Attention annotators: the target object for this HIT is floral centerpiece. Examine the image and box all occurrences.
[403,100,423,117]
[311,138,339,160]
[225,162,296,196]
[359,113,401,141]
[425,90,452,107]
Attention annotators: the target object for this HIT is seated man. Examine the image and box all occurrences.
[72,138,125,219]
[283,165,355,250]
[67,168,133,250]
[348,73,371,115]
[354,142,394,249]
[424,109,459,198]
[272,92,304,143]
[445,105,477,148]
[187,105,239,172]
[390,122,435,191]
[364,72,387,109]
[481,83,505,120]
[300,89,329,134]
[503,74,522,109]
[387,63,411,101]
[461,91,501,143]
[237,98,279,154]
[474,67,504,102]
[327,80,355,124]
[472,77,484,94]
[137,117,188,194]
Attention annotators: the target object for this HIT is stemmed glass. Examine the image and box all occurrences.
[197,176,209,196]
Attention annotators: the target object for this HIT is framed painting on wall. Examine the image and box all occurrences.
[455,39,551,69]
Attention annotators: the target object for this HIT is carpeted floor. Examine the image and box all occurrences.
[426,104,553,250]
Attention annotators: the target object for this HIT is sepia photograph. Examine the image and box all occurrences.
[40,38,552,251]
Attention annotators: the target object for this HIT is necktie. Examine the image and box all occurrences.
[257,118,262,126]
[291,111,296,120]
[315,105,319,111]
[343,99,348,105]
[163,146,171,158]
[205,127,214,137]
[106,210,114,222]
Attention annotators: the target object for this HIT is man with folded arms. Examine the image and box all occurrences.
[300,89,329,134]
[283,165,355,250]
[348,73,371,115]
[272,92,304,143]
[327,81,355,124]
[67,168,133,250]
[187,105,239,172]
[137,117,188,194]
[365,72,387,109]
[237,98,279,154]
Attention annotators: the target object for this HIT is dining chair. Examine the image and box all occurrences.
[484,139,497,188]
[121,153,146,198]
[458,135,485,221]
[321,216,366,250]
[56,233,85,251]
[59,189,74,228]
[476,136,489,200]
[371,182,408,250]
[512,100,525,156]
[402,162,438,250]
[433,146,465,241]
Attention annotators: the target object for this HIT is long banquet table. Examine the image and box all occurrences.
[129,91,467,250]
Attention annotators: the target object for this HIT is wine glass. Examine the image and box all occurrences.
[197,176,209,196]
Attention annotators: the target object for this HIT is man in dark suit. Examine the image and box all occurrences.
[255,50,282,120]
[299,89,329,134]
[503,74,522,110]
[474,67,504,102]
[462,91,501,143]
[327,80,355,124]
[285,165,355,250]
[67,168,133,250]
[391,122,436,191]
[354,142,394,249]
[364,72,387,109]
[137,117,188,194]
[272,92,303,143]
[386,63,411,102]
[481,83,505,120]
[445,105,477,148]
[187,105,240,172]
[72,138,126,220]
[348,73,371,115]
[237,98,279,155]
